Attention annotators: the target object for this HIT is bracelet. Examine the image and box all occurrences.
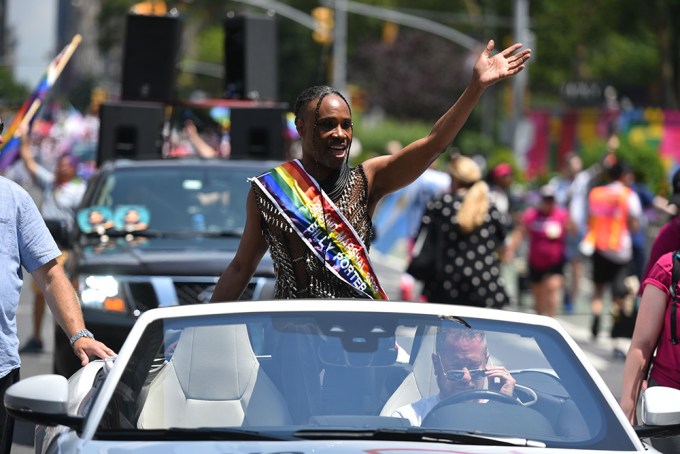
[69,328,94,346]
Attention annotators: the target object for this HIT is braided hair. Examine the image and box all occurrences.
[293,85,352,124]
[293,85,353,200]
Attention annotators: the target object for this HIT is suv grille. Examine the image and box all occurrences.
[127,282,158,311]
[174,282,213,305]
[124,277,270,312]
[240,282,258,300]
[173,280,261,304]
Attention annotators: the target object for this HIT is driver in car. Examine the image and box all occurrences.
[392,327,515,426]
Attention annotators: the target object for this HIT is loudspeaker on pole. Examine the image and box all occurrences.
[224,14,277,101]
[229,106,286,160]
[122,13,182,102]
[97,101,166,166]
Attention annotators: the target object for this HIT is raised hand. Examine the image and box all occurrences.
[473,39,531,88]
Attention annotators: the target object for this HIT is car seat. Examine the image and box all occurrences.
[138,324,292,428]
[380,326,439,417]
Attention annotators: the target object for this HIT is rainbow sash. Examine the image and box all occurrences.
[251,160,388,300]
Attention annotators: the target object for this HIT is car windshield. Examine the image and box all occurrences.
[88,165,254,234]
[95,309,636,450]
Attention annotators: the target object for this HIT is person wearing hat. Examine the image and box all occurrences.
[488,162,515,229]
[504,184,572,317]
[408,154,510,308]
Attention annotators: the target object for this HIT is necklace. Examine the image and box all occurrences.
[319,162,350,201]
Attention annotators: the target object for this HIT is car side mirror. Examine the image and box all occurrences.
[3,375,83,430]
[634,386,680,439]
[642,386,680,425]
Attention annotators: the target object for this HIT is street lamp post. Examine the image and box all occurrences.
[332,0,348,97]
[512,0,531,162]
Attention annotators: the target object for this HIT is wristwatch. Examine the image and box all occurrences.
[69,328,95,346]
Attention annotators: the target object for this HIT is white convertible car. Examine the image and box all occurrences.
[6,300,680,453]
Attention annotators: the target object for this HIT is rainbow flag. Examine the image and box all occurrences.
[0,35,81,171]
[252,160,388,300]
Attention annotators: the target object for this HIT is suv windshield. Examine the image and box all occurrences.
[89,166,253,234]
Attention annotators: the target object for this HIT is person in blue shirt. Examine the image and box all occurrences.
[0,162,114,451]
[372,140,450,257]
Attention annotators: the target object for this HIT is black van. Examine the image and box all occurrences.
[53,158,278,377]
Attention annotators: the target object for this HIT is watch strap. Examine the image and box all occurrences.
[69,328,94,346]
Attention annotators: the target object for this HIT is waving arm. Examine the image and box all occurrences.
[363,40,530,213]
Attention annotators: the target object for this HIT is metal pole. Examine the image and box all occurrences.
[512,0,529,158]
[332,0,348,96]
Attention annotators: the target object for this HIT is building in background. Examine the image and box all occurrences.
[6,0,57,88]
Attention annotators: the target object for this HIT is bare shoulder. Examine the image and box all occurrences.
[360,154,392,187]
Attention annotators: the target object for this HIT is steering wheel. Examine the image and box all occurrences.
[430,389,520,412]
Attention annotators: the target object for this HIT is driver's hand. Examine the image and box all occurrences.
[485,366,515,396]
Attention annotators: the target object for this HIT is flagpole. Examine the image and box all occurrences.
[17,34,82,132]
[0,34,83,171]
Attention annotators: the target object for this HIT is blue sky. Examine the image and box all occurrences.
[8,0,57,88]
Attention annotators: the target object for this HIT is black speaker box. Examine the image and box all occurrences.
[122,13,182,102]
[224,15,277,100]
[97,101,165,166]
[229,107,286,160]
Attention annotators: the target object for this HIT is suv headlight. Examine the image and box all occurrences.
[79,275,127,313]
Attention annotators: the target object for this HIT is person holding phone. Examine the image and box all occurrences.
[391,327,515,426]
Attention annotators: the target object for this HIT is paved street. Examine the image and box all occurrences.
[11,254,627,452]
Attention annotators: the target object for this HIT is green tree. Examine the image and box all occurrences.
[529,0,659,107]
[0,68,30,108]
[351,30,466,121]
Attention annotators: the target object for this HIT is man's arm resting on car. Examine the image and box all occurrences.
[31,259,116,365]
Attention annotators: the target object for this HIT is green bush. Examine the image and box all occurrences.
[352,113,431,159]
[352,115,512,175]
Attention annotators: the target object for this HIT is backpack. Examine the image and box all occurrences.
[670,251,680,345]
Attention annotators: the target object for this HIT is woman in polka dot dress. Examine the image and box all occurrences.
[415,155,510,308]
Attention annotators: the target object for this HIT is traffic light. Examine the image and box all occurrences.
[89,87,108,113]
[130,1,167,15]
[311,6,334,45]
[382,22,399,45]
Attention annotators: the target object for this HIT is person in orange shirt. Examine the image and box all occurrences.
[582,161,641,352]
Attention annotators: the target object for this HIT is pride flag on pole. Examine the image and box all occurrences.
[0,34,82,172]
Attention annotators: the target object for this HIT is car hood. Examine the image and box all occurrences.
[73,236,273,276]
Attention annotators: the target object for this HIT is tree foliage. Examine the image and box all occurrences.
[87,0,680,110]
[0,68,30,108]
[351,31,467,121]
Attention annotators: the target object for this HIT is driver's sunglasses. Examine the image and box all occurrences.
[437,354,486,381]
[0,119,4,135]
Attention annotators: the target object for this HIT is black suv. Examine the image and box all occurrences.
[53,158,278,376]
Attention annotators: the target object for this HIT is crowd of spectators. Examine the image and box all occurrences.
[378,139,680,364]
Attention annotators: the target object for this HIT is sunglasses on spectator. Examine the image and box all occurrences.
[0,120,4,135]
[437,354,487,381]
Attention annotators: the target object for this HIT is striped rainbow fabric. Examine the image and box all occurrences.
[0,36,81,171]
[253,160,388,300]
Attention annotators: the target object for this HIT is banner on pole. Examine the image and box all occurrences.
[0,34,82,171]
